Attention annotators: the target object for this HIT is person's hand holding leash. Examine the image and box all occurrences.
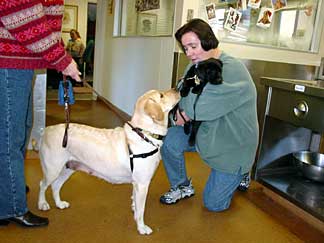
[62,59,81,82]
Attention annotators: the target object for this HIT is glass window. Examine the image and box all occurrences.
[113,0,175,37]
[197,0,324,52]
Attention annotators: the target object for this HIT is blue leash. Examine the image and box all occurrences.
[58,76,75,147]
[58,76,75,105]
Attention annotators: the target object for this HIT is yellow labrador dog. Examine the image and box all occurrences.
[37,89,180,235]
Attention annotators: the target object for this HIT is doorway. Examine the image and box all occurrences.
[83,2,97,86]
[46,2,97,101]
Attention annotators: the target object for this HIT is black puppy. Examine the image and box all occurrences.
[179,58,223,146]
[180,58,223,97]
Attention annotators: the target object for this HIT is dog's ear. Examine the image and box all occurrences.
[144,99,164,122]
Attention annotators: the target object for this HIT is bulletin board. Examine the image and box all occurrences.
[197,0,324,53]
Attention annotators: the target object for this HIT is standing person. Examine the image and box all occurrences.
[160,19,259,212]
[65,29,85,83]
[0,0,81,227]
[83,39,95,76]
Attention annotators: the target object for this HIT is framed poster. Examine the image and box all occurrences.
[137,13,157,36]
[206,3,216,20]
[187,9,194,22]
[247,0,261,9]
[271,0,287,11]
[135,0,160,12]
[62,5,78,32]
[224,7,242,32]
[256,8,274,29]
[108,0,114,15]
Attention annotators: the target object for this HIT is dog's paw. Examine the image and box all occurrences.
[138,225,153,235]
[131,202,135,212]
[38,202,51,211]
[56,201,70,209]
[131,195,135,212]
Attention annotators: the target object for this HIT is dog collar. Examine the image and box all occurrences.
[126,122,164,143]
[140,129,164,141]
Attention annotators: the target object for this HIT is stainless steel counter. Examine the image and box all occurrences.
[261,77,324,98]
[254,77,324,222]
[261,77,324,133]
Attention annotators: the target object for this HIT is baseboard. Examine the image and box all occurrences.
[96,95,131,123]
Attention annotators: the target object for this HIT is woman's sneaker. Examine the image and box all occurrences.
[160,180,195,204]
[237,173,251,191]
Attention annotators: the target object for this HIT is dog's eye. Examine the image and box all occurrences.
[160,93,164,98]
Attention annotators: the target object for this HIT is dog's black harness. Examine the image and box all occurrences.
[126,122,164,172]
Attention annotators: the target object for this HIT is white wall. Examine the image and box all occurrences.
[93,0,184,115]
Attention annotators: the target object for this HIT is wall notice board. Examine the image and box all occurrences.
[197,0,324,53]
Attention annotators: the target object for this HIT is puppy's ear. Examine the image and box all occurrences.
[144,99,164,122]
[184,64,196,79]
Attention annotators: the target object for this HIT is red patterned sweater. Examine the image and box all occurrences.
[0,0,71,71]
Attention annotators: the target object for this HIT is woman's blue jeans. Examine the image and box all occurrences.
[161,126,244,211]
[0,69,34,219]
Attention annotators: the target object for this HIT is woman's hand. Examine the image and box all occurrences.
[175,108,190,126]
[62,59,81,82]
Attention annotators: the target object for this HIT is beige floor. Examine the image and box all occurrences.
[0,99,322,243]
[46,86,93,101]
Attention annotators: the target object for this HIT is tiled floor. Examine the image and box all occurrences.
[1,99,323,243]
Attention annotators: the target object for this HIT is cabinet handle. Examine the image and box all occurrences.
[293,101,308,119]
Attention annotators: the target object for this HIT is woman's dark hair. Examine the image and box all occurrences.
[175,18,219,52]
[70,29,81,38]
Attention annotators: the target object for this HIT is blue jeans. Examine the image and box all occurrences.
[0,69,34,219]
[161,126,244,211]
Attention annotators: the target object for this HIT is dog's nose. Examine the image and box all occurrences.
[173,85,182,92]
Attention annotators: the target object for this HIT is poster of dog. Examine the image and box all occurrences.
[237,0,247,10]
[206,3,216,20]
[224,7,242,32]
[304,5,313,16]
[271,0,287,11]
[248,0,261,9]
[256,7,274,29]
[187,9,194,22]
[135,0,160,12]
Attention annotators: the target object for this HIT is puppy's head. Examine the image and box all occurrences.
[180,58,223,97]
[195,58,223,85]
[133,89,180,126]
